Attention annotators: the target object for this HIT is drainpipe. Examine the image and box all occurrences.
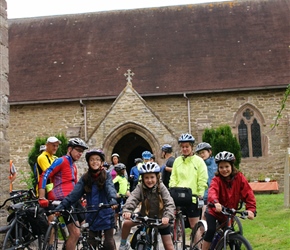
[80,99,87,141]
[183,93,191,134]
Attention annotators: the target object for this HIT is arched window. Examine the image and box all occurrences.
[235,106,265,158]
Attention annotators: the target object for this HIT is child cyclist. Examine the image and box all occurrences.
[201,151,256,250]
[195,142,217,218]
[119,162,175,250]
[113,163,130,232]
[55,149,118,250]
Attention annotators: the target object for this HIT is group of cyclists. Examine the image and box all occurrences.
[31,132,256,250]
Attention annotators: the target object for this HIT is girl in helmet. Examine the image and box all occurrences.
[201,151,256,250]
[55,149,118,250]
[195,142,217,218]
[119,162,175,250]
[169,133,208,230]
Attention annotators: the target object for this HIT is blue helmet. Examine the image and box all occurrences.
[142,151,152,160]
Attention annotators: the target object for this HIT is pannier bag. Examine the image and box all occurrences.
[169,187,192,207]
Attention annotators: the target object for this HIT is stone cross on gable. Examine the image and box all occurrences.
[124,69,135,86]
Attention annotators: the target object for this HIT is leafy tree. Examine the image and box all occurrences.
[271,84,290,130]
[26,134,68,188]
[28,133,68,171]
[202,125,241,168]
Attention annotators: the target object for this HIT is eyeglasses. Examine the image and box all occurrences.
[73,148,84,153]
[90,158,102,162]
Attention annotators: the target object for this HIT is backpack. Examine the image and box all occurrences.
[33,155,52,195]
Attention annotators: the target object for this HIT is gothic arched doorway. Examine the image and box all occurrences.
[112,132,151,171]
[103,122,160,174]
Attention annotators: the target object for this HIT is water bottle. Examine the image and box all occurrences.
[211,229,222,249]
[59,216,69,238]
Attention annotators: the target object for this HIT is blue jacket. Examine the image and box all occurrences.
[204,156,217,202]
[56,171,117,231]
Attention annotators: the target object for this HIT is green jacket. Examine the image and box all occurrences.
[169,154,208,203]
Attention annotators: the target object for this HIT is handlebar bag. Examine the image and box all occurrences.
[169,187,192,207]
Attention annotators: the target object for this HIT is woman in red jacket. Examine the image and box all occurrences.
[201,151,256,250]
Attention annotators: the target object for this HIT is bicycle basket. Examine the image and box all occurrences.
[169,187,192,206]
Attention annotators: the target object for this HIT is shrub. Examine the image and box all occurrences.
[202,125,241,168]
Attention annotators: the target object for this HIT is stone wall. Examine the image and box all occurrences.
[0,0,9,223]
[8,87,290,192]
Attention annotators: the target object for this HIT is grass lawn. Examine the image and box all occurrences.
[243,193,290,249]
[185,193,290,249]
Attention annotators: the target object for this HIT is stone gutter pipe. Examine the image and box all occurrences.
[80,99,87,141]
[183,93,191,134]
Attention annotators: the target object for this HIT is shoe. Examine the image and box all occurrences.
[119,241,130,250]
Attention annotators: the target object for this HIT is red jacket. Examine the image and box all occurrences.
[207,172,256,221]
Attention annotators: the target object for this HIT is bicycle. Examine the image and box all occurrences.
[190,205,253,250]
[130,214,167,250]
[171,205,186,250]
[170,192,201,250]
[115,194,128,233]
[42,202,111,250]
[0,189,47,250]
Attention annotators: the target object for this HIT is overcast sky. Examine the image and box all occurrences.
[6,0,228,19]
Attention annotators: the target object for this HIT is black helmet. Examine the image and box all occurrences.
[161,144,172,153]
[68,138,88,150]
[215,151,235,163]
[139,162,160,175]
[85,149,105,162]
[178,133,195,143]
[114,163,126,172]
[134,158,143,164]
[195,142,212,153]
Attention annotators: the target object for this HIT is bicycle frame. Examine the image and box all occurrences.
[131,214,163,250]
[0,193,42,250]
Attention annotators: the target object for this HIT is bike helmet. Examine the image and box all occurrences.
[85,149,105,162]
[215,151,236,163]
[103,161,109,168]
[142,151,152,160]
[178,133,195,143]
[139,162,160,175]
[68,138,88,149]
[114,163,126,172]
[134,158,143,164]
[195,142,212,153]
[39,145,46,152]
[111,153,120,158]
[161,144,172,153]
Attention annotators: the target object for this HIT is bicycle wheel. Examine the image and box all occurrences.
[172,212,186,250]
[190,220,207,250]
[215,233,252,250]
[118,213,123,232]
[232,216,243,235]
[42,222,59,250]
[152,228,159,250]
[2,219,36,250]
[136,242,147,250]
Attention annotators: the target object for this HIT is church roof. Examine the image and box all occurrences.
[8,0,290,104]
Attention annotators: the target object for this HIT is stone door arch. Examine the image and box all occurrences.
[103,122,161,170]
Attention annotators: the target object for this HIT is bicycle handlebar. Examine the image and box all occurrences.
[208,203,254,219]
[130,214,174,227]
[0,189,37,209]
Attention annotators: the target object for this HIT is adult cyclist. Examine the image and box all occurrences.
[169,133,208,229]
[38,138,88,249]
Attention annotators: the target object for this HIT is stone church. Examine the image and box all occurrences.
[5,0,290,191]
